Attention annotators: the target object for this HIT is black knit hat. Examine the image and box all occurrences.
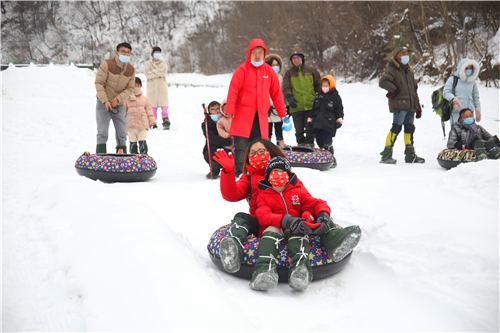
[265,156,292,180]
[151,46,162,56]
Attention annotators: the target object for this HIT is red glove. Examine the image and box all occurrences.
[416,107,422,119]
[213,149,234,173]
[301,211,315,223]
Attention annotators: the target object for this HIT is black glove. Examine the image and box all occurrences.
[313,211,330,235]
[286,94,298,109]
[281,214,312,235]
[386,88,399,99]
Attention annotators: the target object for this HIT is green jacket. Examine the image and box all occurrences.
[282,47,321,113]
[379,57,420,112]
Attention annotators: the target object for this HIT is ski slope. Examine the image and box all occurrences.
[2,64,499,331]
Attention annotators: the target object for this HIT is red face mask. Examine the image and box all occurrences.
[249,152,270,170]
[269,171,289,187]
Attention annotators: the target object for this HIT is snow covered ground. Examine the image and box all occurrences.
[2,64,499,332]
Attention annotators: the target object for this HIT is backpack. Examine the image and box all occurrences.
[431,75,459,137]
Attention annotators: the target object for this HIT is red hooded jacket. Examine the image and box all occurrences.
[256,173,330,237]
[225,39,286,139]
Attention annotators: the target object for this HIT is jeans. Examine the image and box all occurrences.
[392,110,415,126]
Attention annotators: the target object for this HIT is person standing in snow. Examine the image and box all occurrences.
[124,77,156,154]
[94,42,135,154]
[264,53,285,145]
[378,46,425,164]
[443,58,482,125]
[282,47,321,148]
[145,46,171,130]
[216,99,235,155]
[225,39,287,178]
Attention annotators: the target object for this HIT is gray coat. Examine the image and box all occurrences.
[379,57,420,112]
[447,121,493,149]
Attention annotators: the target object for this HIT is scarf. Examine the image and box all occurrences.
[462,122,479,146]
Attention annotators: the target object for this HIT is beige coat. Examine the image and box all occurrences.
[145,59,169,107]
[125,88,156,130]
[95,57,135,106]
[217,115,234,152]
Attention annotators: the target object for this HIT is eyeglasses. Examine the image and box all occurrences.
[249,148,267,156]
[209,108,221,114]
[292,56,302,61]
[118,51,131,56]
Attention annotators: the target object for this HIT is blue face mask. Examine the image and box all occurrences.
[272,66,280,74]
[251,59,264,67]
[400,55,409,65]
[463,117,474,125]
[118,55,130,63]
[210,114,222,122]
[153,53,162,60]
[465,69,473,77]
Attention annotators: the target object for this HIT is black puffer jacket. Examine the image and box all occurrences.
[379,57,420,112]
[311,88,344,136]
[202,117,232,164]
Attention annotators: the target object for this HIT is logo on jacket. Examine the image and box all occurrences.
[263,76,268,79]
[291,195,300,205]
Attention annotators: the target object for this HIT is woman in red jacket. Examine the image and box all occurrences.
[252,156,362,291]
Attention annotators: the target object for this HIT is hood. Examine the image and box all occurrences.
[246,39,267,63]
[289,47,305,64]
[221,98,227,115]
[456,58,479,83]
[321,75,336,90]
[265,53,283,74]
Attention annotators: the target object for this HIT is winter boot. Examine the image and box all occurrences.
[404,145,425,163]
[380,146,397,164]
[249,230,282,291]
[206,161,222,179]
[130,142,138,154]
[219,217,251,273]
[139,140,148,154]
[321,219,362,262]
[322,142,337,168]
[151,123,158,129]
[96,144,106,154]
[162,118,171,130]
[485,140,500,159]
[116,146,127,154]
[286,232,312,291]
[474,140,488,161]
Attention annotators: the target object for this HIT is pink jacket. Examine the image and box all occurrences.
[125,88,156,130]
[217,115,234,152]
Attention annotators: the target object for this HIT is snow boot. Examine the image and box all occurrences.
[220,217,251,273]
[116,146,127,154]
[151,123,158,130]
[249,230,282,291]
[404,145,425,163]
[162,117,171,130]
[485,140,500,159]
[96,143,106,154]
[474,140,488,161]
[139,140,148,154]
[380,146,397,164]
[286,232,312,291]
[321,219,362,262]
[206,161,222,179]
[130,142,138,154]
[322,142,337,168]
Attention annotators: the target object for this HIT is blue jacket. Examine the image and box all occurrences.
[443,58,481,112]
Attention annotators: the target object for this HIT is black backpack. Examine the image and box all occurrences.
[431,76,459,137]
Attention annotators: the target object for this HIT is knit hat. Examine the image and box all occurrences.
[265,156,292,180]
[394,46,410,55]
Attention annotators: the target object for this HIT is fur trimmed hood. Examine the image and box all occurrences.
[265,53,283,74]
[456,58,480,83]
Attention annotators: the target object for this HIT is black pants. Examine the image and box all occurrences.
[234,212,260,237]
[234,112,262,175]
[291,110,314,145]
[314,128,333,147]
[268,122,283,142]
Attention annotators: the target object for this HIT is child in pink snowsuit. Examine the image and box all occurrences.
[216,98,235,154]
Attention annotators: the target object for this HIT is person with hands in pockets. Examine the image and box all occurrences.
[379,46,424,164]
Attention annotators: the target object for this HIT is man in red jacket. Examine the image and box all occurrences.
[225,39,286,177]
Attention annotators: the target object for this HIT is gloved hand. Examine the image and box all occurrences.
[452,98,462,110]
[386,88,399,99]
[286,94,298,109]
[213,149,234,173]
[475,109,481,122]
[281,214,313,235]
[313,211,330,235]
[416,107,422,119]
[306,117,313,127]
[336,118,343,129]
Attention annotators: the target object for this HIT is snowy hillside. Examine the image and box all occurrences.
[2,64,499,331]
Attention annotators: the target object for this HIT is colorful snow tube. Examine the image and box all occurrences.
[437,148,477,169]
[280,144,335,170]
[75,152,157,182]
[207,223,352,282]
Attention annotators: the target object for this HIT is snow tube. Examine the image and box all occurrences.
[280,144,335,170]
[437,148,477,169]
[207,223,352,282]
[75,152,157,182]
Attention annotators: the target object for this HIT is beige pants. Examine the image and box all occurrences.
[128,129,148,142]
